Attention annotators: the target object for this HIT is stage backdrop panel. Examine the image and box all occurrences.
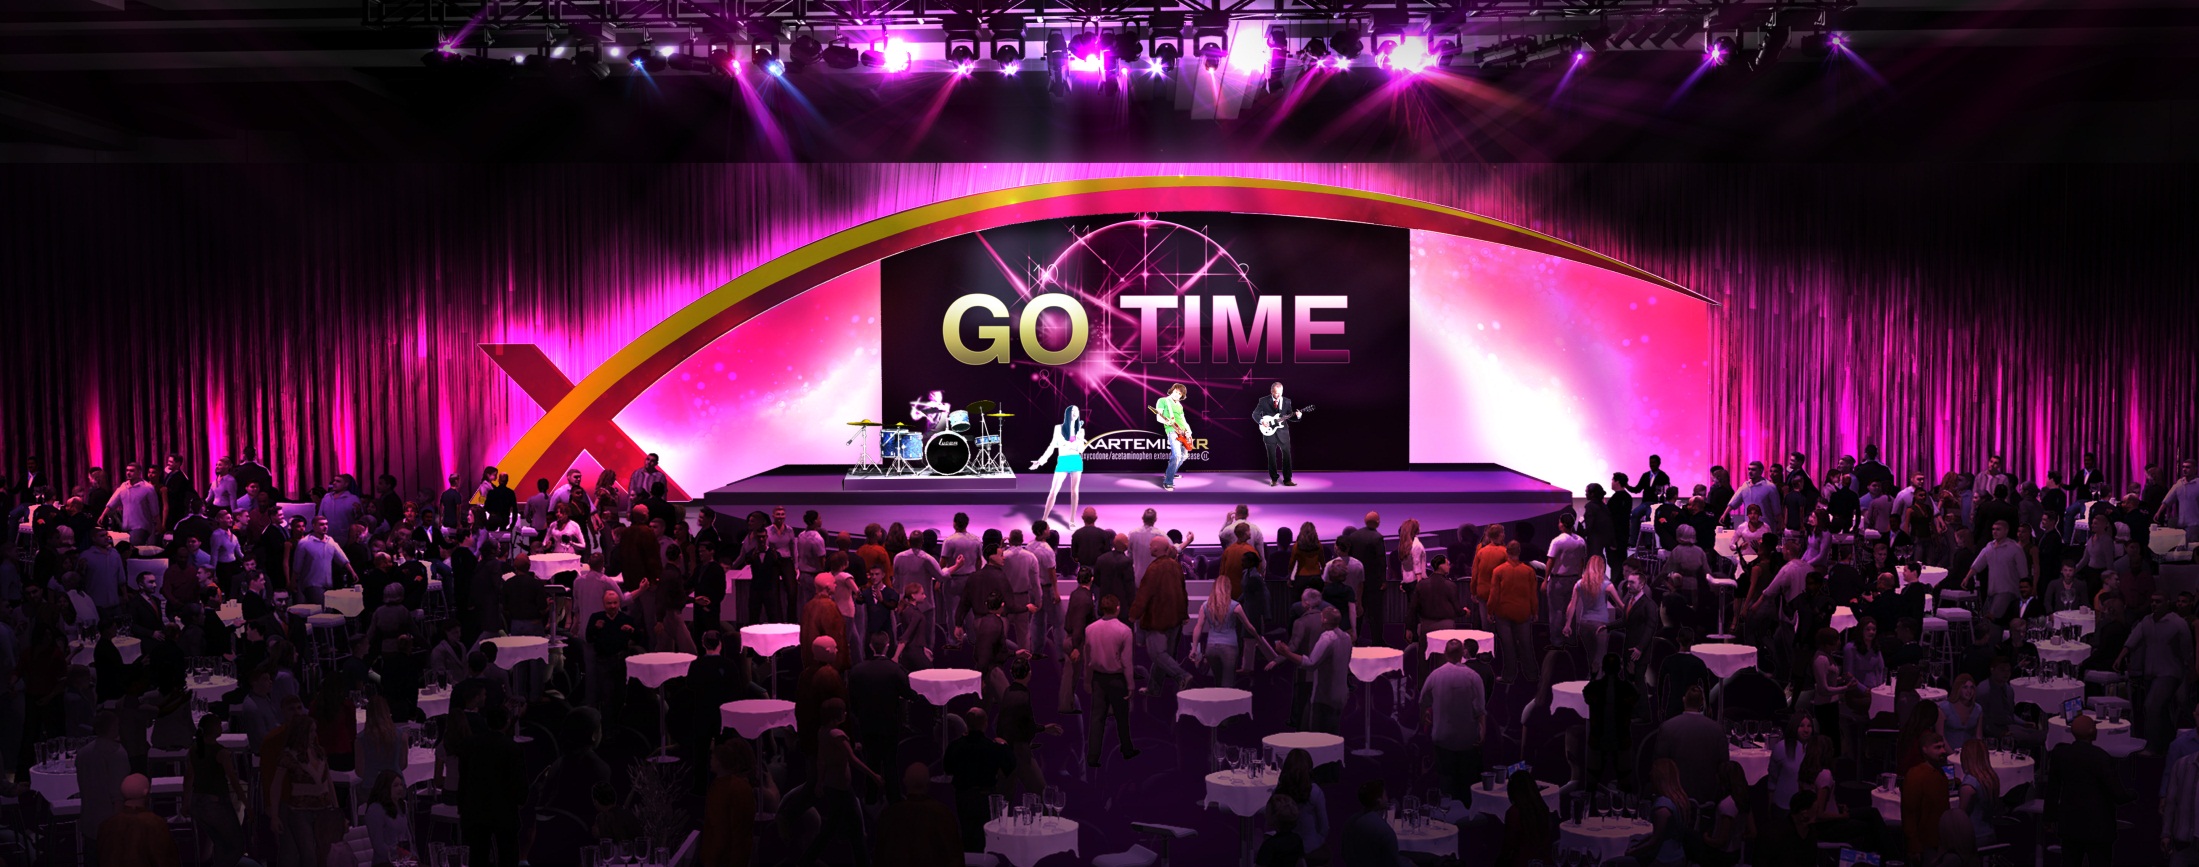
[880,214,1410,474]
[1409,231,1713,491]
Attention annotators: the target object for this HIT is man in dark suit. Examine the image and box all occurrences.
[2044,715,2133,867]
[1092,533,1136,614]
[1250,381,1301,487]
[847,631,915,800]
[1069,507,1112,570]
[1341,512,1387,646]
[460,704,528,867]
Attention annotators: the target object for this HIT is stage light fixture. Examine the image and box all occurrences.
[1705,35,1735,66]
[1191,12,1231,42]
[1300,37,1329,60]
[1330,29,1363,59]
[1114,31,1145,63]
[1152,42,1182,70]
[1197,41,1225,68]
[823,36,859,68]
[709,47,736,74]
[955,61,976,76]
[1390,36,1432,73]
[1748,13,1794,70]
[632,38,667,71]
[790,34,824,68]
[993,44,1024,65]
[948,44,975,63]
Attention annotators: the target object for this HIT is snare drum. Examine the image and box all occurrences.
[945,410,971,433]
[881,429,923,460]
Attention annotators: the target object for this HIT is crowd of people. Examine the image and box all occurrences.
[0,445,2195,866]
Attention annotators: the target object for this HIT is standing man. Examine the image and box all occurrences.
[290,516,355,605]
[1545,511,1589,629]
[1128,538,1193,692]
[794,510,828,599]
[1001,529,1040,654]
[938,513,981,641]
[1341,512,1388,646]
[1421,639,1486,802]
[1271,606,1351,733]
[1083,595,1138,765]
[2116,593,2193,756]
[1126,509,1164,580]
[1154,383,1193,492]
[99,462,161,546]
[1251,381,1301,487]
[628,453,668,502]
[1070,507,1112,571]
[1969,519,2029,622]
[2158,458,2199,537]
[1726,461,1781,530]
[1093,533,1136,615]
[1059,566,1096,714]
[158,452,195,534]
[2044,716,2134,867]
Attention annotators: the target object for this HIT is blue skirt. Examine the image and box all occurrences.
[1055,454,1084,473]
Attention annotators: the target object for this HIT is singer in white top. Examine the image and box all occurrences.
[1029,406,1089,524]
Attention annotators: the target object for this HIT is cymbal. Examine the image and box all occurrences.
[985,412,1016,417]
[888,422,910,428]
[966,400,998,413]
[845,420,883,426]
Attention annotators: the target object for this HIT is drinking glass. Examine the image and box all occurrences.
[1402,795,1420,821]
[1021,792,1040,823]
[1428,788,1444,812]
[654,847,669,867]
[577,847,596,867]
[990,794,1008,823]
[1046,785,1066,819]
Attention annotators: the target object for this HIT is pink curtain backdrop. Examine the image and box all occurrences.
[2,163,2192,499]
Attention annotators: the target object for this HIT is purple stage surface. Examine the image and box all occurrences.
[702,463,1571,536]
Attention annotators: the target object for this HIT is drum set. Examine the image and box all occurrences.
[845,400,1014,477]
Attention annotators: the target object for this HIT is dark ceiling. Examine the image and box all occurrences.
[0,0,2192,162]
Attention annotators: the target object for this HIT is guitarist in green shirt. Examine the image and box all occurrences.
[1154,384,1192,491]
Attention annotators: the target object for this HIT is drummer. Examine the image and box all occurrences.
[910,390,951,436]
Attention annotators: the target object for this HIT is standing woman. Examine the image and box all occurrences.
[184,714,249,867]
[1809,627,1853,751]
[593,469,629,521]
[1029,406,1089,523]
[1564,555,1623,679]
[1397,519,1426,591]
[546,502,587,555]
[1191,575,1265,688]
[1290,524,1325,594]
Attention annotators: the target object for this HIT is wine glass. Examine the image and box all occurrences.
[1045,785,1066,820]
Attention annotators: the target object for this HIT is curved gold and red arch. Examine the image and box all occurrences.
[484,175,1702,491]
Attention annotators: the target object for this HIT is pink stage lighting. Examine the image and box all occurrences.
[1391,36,1434,73]
[1226,46,1268,73]
[1068,52,1105,73]
[882,38,912,72]
[955,61,976,76]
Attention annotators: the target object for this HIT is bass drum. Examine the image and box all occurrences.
[924,432,972,475]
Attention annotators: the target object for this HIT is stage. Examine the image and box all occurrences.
[700,463,1573,540]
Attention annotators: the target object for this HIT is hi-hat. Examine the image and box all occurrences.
[985,412,1015,417]
[845,419,883,426]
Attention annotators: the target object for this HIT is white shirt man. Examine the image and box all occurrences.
[1421,644,1487,757]
[572,561,621,631]
[2161,461,2199,533]
[1127,511,1163,580]
[101,468,161,545]
[1219,509,1264,560]
[1969,520,2029,618]
[551,472,593,521]
[290,518,351,603]
[1727,463,1781,529]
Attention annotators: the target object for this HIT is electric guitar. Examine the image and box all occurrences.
[1153,404,1194,452]
[1258,405,1313,437]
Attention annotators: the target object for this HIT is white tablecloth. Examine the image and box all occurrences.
[1177,687,1254,727]
[740,623,803,657]
[910,668,983,706]
[1688,644,1758,679]
[1920,566,1951,587]
[2010,676,2085,711]
[720,699,798,738]
[1733,746,1771,782]
[531,553,583,575]
[1993,750,2036,791]
[1830,606,1857,632]
[187,675,236,702]
[1203,768,1278,817]
[1552,681,1591,718]
[1263,732,1346,768]
[2153,527,2188,556]
[324,587,365,618]
[1424,629,1495,657]
[1714,528,1738,557]
[626,652,695,689]
[479,635,549,666]
[1393,817,1460,858]
[1558,817,1652,862]
[384,746,430,788]
[70,636,141,666]
[418,687,451,719]
[1465,780,1559,818]
[1350,647,1404,682]
[1869,684,1946,717]
[985,816,1078,867]
[29,763,73,802]
[2052,609,2096,636]
[2035,639,2092,665]
[2046,715,2135,751]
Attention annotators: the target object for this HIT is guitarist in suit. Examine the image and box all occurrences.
[1252,381,1304,487]
[1154,383,1193,492]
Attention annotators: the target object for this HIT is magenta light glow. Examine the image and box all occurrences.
[1068,53,1105,73]
[1226,47,1268,74]
[1408,231,1710,492]
[882,38,913,72]
[1391,36,1433,73]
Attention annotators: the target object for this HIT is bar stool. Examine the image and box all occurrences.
[423,578,451,621]
[1938,588,1978,614]
[307,612,349,672]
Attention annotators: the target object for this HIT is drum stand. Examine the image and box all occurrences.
[886,446,918,476]
[849,428,883,476]
[973,416,1002,474]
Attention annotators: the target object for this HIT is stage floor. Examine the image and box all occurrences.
[701,464,1571,538]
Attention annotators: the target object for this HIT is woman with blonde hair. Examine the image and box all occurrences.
[1564,555,1623,678]
[1397,518,1425,589]
[1191,574,1267,687]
